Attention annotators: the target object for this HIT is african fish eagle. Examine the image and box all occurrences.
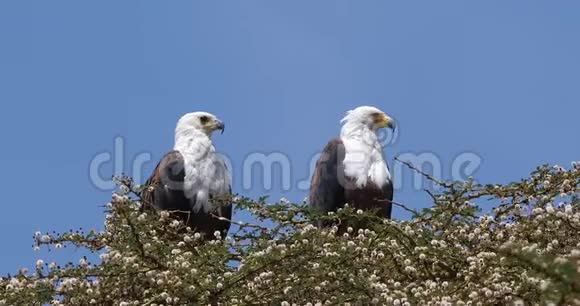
[142,112,232,238]
[309,106,396,226]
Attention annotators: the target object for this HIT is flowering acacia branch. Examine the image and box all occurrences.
[0,162,579,305]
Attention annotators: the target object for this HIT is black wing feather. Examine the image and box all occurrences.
[309,138,346,225]
[309,138,394,224]
[142,150,232,238]
[142,150,188,211]
[381,177,394,218]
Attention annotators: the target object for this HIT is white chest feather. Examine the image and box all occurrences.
[341,136,391,189]
[175,135,231,213]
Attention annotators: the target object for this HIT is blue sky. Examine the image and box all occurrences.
[0,1,579,274]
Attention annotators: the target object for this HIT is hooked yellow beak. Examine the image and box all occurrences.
[373,113,396,130]
[215,120,225,134]
[206,119,225,134]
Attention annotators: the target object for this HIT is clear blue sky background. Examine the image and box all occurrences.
[0,1,578,274]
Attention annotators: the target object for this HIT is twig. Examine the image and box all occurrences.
[393,201,421,217]
[395,157,453,188]
[376,198,421,217]
[210,213,264,229]
[424,189,438,203]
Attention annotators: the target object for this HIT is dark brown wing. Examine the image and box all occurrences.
[141,150,232,238]
[381,168,394,218]
[309,138,394,223]
[141,150,187,212]
[309,138,346,226]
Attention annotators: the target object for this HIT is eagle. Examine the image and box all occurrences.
[309,106,396,226]
[142,112,232,239]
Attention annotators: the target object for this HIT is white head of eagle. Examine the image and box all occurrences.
[309,106,396,222]
[143,111,232,238]
[340,106,396,189]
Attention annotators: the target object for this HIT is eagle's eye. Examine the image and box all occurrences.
[371,112,383,121]
[199,115,210,124]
